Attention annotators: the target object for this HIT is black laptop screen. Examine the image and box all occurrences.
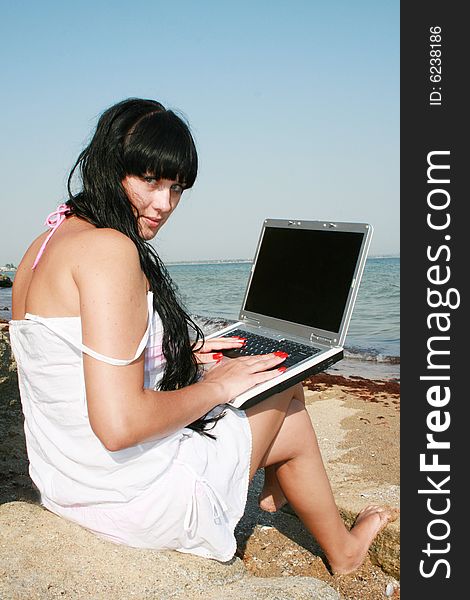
[244,227,364,333]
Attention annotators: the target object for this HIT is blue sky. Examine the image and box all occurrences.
[0,0,399,264]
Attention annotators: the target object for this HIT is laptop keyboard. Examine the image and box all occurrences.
[220,328,321,369]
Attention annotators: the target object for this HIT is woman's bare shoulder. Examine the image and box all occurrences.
[71,227,140,266]
[70,227,146,292]
[18,223,137,270]
[73,226,137,249]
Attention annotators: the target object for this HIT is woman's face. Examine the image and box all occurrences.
[122,175,185,240]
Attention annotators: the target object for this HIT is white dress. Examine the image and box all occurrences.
[9,290,252,562]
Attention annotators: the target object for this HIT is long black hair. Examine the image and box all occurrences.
[66,98,221,436]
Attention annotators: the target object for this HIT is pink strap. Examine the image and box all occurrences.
[31,204,69,270]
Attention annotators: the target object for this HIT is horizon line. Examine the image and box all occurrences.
[0,254,401,270]
[164,254,400,265]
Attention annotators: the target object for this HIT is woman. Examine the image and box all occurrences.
[10,98,396,573]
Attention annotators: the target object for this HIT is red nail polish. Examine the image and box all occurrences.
[278,366,287,373]
[274,351,288,358]
[213,352,223,360]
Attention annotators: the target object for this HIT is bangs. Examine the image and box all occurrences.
[122,111,197,187]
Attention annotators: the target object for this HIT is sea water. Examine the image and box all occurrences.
[167,257,400,380]
[1,257,400,380]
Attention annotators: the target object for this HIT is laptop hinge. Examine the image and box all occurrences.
[241,316,261,327]
[310,332,336,345]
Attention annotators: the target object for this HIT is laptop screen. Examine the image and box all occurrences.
[243,226,365,333]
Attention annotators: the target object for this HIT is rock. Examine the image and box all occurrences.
[0,328,15,379]
[0,502,340,600]
[0,274,13,288]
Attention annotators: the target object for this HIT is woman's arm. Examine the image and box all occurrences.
[74,229,284,451]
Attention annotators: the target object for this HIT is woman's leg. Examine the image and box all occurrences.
[245,384,398,574]
[257,386,306,512]
[259,464,287,512]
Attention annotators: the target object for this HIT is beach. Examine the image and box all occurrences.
[0,321,399,599]
[238,372,400,598]
[0,258,400,598]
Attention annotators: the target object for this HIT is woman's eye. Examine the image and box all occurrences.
[144,176,157,184]
[171,184,184,195]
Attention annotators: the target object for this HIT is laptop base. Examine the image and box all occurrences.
[231,350,343,410]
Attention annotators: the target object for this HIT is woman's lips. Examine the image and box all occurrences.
[144,216,162,228]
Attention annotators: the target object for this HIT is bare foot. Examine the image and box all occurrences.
[330,505,399,575]
[259,466,287,513]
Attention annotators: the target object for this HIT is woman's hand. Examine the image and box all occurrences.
[193,336,246,365]
[201,353,288,403]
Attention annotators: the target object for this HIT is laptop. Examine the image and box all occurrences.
[206,219,373,409]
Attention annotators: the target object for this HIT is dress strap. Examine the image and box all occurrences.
[174,458,229,539]
[32,204,70,270]
[25,292,155,367]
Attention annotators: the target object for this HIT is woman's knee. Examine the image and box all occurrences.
[247,384,299,421]
[291,383,305,404]
[287,396,307,417]
[258,399,317,468]
[246,385,301,477]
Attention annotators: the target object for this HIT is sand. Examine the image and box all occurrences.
[0,322,400,599]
